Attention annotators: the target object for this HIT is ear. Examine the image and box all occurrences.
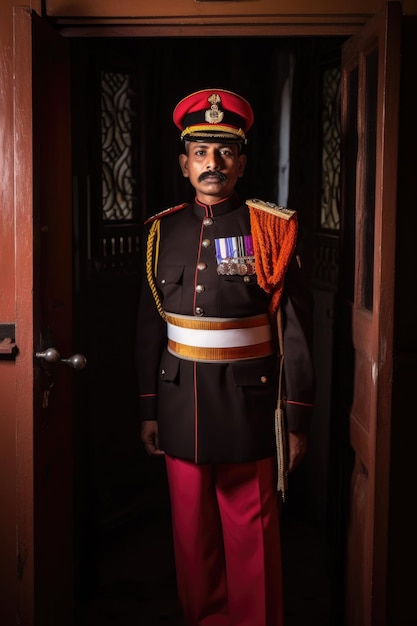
[238,153,247,178]
[179,153,189,178]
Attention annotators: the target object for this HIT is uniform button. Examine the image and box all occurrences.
[261,376,268,384]
[161,279,166,284]
[203,217,213,227]
[202,239,211,248]
[195,284,205,294]
[195,307,204,316]
[243,276,251,283]
[197,262,207,271]
[161,369,166,376]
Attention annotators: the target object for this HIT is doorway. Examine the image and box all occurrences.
[70,35,347,625]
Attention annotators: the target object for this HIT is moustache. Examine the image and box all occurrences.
[198,170,228,183]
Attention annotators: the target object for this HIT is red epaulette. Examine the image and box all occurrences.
[144,202,189,224]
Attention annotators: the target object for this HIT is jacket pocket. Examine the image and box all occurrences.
[159,349,180,383]
[156,264,184,312]
[222,273,258,285]
[231,354,278,388]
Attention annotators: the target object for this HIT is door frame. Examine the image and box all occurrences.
[6,1,403,624]
[14,7,37,623]
[14,6,74,625]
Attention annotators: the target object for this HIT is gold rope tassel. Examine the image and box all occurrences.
[248,205,297,500]
[275,306,288,500]
[146,219,167,321]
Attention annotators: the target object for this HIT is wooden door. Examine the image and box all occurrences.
[339,3,400,625]
[15,8,74,625]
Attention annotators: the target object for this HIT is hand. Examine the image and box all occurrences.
[287,431,308,473]
[141,420,165,456]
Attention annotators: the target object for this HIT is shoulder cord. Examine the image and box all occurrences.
[145,219,167,321]
[275,305,288,501]
[248,206,298,316]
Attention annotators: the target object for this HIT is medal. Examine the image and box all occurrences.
[215,236,256,276]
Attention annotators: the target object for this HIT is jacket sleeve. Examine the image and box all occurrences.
[135,225,167,422]
[281,253,315,433]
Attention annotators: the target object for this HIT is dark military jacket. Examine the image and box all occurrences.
[136,193,314,464]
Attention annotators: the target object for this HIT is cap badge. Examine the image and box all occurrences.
[205,93,224,125]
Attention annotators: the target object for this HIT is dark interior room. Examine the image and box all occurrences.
[69,35,346,625]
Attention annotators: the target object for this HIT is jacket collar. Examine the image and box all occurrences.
[193,193,241,218]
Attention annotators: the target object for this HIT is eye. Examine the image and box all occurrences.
[220,149,233,157]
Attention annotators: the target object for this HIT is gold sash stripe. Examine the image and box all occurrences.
[165,312,269,331]
[168,339,273,362]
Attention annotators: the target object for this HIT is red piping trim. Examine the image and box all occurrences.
[193,206,207,312]
[193,362,198,463]
[194,194,233,209]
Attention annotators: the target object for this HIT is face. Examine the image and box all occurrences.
[178,142,247,205]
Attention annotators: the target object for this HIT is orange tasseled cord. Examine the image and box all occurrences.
[249,206,298,316]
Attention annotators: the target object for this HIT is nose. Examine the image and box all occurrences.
[206,149,222,170]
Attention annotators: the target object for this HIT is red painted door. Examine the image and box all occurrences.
[339,3,400,625]
[15,8,75,625]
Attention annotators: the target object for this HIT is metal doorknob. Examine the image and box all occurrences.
[36,347,87,370]
[61,353,87,370]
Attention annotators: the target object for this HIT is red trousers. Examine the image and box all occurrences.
[165,455,284,626]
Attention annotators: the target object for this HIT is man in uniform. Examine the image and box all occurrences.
[136,88,314,626]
